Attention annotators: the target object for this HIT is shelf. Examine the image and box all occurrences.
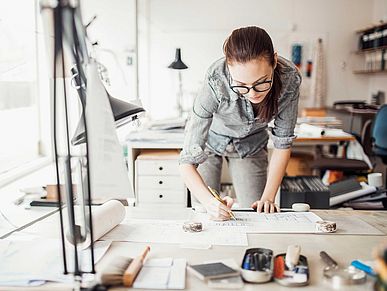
[356,22,386,34]
[353,70,387,75]
[354,46,387,54]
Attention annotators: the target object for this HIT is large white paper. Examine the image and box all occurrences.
[86,62,134,202]
[200,211,323,233]
[133,258,186,290]
[101,218,248,246]
[0,239,111,287]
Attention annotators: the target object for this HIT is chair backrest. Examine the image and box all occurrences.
[372,104,387,162]
[361,119,373,156]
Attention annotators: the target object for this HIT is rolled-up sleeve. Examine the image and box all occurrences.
[179,73,220,165]
[271,70,302,149]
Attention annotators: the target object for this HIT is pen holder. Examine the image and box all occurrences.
[240,248,274,283]
[273,253,310,287]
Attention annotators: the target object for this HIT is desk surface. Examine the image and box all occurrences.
[0,165,59,239]
[127,130,355,150]
[1,207,386,291]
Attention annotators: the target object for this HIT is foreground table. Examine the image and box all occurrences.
[1,208,386,291]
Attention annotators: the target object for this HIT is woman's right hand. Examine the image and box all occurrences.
[204,197,233,221]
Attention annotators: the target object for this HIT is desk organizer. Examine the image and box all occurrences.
[280,176,330,209]
[273,253,310,287]
[240,248,274,283]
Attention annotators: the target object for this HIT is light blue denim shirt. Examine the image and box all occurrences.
[180,56,301,165]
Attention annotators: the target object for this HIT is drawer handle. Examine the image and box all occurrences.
[159,181,163,185]
[159,194,163,198]
[159,166,163,171]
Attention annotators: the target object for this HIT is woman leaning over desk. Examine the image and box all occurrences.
[179,26,302,220]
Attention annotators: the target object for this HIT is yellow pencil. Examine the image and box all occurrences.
[207,186,236,220]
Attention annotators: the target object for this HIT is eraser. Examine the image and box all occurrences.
[292,203,310,212]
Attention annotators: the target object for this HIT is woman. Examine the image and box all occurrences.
[179,26,301,220]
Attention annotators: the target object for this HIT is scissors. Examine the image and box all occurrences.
[320,251,367,288]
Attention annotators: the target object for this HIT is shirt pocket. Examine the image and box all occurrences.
[216,100,248,126]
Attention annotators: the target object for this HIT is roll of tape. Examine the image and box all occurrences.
[368,173,383,188]
[292,203,310,212]
[182,221,203,233]
[316,220,337,233]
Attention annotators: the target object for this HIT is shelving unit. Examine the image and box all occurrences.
[353,22,387,75]
[353,45,387,54]
[353,69,387,75]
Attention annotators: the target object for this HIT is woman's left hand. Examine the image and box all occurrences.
[251,199,280,213]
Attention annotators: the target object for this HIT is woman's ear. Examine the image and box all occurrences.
[273,52,278,69]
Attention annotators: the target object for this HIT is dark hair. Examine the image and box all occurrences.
[223,26,282,122]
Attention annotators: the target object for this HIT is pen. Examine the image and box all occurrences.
[350,260,376,276]
[243,253,251,270]
[207,186,236,220]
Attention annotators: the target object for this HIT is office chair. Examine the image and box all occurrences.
[371,104,387,164]
[310,120,373,176]
[371,104,387,190]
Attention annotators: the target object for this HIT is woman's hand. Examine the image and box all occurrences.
[205,196,234,220]
[251,199,280,213]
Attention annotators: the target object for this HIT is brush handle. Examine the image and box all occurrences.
[123,246,150,287]
[123,257,143,287]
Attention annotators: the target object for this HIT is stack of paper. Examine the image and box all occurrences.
[0,238,111,287]
[133,258,186,289]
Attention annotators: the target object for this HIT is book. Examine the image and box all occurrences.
[187,262,239,281]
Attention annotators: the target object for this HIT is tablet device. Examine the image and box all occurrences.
[188,262,240,281]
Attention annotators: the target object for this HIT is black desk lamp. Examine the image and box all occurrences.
[70,66,145,145]
[41,1,142,290]
[168,48,188,117]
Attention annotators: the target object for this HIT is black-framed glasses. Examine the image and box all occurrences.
[229,71,273,95]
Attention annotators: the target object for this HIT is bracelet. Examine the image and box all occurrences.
[316,220,337,233]
[182,221,203,233]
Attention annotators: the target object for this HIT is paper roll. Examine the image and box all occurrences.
[66,199,126,249]
[299,123,325,137]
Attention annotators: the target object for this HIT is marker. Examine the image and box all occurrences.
[350,260,376,276]
[243,253,251,270]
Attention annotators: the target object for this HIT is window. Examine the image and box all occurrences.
[0,1,50,181]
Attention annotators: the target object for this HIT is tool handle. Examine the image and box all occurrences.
[123,246,150,287]
[285,245,301,270]
[320,251,338,268]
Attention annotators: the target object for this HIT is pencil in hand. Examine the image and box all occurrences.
[207,186,236,220]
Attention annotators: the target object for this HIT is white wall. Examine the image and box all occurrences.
[79,0,386,119]
[137,0,382,119]
[81,0,138,102]
[369,0,387,102]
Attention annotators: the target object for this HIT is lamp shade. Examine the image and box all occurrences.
[168,48,188,70]
[72,92,145,145]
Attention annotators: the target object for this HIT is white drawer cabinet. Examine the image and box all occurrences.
[137,176,185,191]
[135,150,187,207]
[137,160,179,176]
[137,189,185,204]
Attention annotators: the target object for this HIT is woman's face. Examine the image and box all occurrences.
[228,57,275,104]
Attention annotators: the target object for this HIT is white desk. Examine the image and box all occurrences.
[1,207,386,291]
[0,165,59,239]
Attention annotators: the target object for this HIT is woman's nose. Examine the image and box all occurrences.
[246,90,259,98]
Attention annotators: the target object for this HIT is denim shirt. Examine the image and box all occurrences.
[179,56,301,165]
